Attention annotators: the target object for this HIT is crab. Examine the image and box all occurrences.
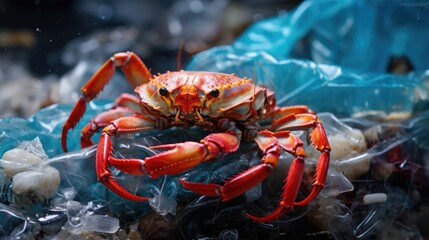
[61,51,331,222]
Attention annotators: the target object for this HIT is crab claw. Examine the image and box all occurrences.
[145,141,213,179]
[179,178,221,197]
[99,174,149,201]
[246,206,289,222]
[96,133,149,201]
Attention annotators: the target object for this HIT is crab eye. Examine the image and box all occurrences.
[159,87,169,96]
[209,88,219,98]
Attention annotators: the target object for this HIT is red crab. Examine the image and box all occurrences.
[62,51,331,222]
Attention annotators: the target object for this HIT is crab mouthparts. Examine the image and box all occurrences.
[174,106,205,123]
[174,86,203,114]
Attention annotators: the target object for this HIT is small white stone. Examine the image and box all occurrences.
[363,193,387,205]
[328,129,367,161]
[1,148,43,178]
[12,165,61,199]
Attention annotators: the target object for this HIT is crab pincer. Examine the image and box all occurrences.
[144,142,212,179]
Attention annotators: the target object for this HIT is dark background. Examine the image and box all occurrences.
[0,0,301,77]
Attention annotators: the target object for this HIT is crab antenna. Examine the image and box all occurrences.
[177,39,185,71]
[252,61,257,101]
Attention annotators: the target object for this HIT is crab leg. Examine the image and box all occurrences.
[113,93,144,113]
[80,94,142,148]
[270,105,311,121]
[180,130,280,200]
[180,130,308,222]
[62,51,151,152]
[271,113,331,207]
[81,108,136,148]
[97,133,149,201]
[95,114,158,201]
[248,131,308,222]
[96,119,242,201]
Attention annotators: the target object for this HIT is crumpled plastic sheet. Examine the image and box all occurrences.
[0,203,41,239]
[187,0,428,119]
[1,49,429,240]
[1,99,428,238]
[176,110,429,239]
[52,0,429,110]
[193,0,429,73]
[326,111,429,239]
[188,52,426,119]
[0,98,365,238]
[1,1,428,238]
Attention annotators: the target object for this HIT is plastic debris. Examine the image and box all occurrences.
[0,203,41,238]
[54,187,120,235]
[0,1,428,238]
[190,0,429,73]
[80,214,120,234]
[188,54,425,120]
[187,1,428,120]
[149,176,178,216]
[218,229,239,240]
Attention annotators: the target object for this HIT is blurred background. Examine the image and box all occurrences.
[0,0,301,117]
[1,0,428,118]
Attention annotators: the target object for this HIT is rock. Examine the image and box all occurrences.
[12,165,61,200]
[1,148,43,178]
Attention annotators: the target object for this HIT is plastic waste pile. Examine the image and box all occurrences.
[1,0,429,239]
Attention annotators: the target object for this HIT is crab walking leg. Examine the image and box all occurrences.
[113,93,144,113]
[269,105,311,121]
[294,151,330,206]
[95,114,159,201]
[271,113,331,207]
[80,94,142,148]
[62,51,151,152]
[246,131,307,222]
[294,126,330,206]
[180,130,309,222]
